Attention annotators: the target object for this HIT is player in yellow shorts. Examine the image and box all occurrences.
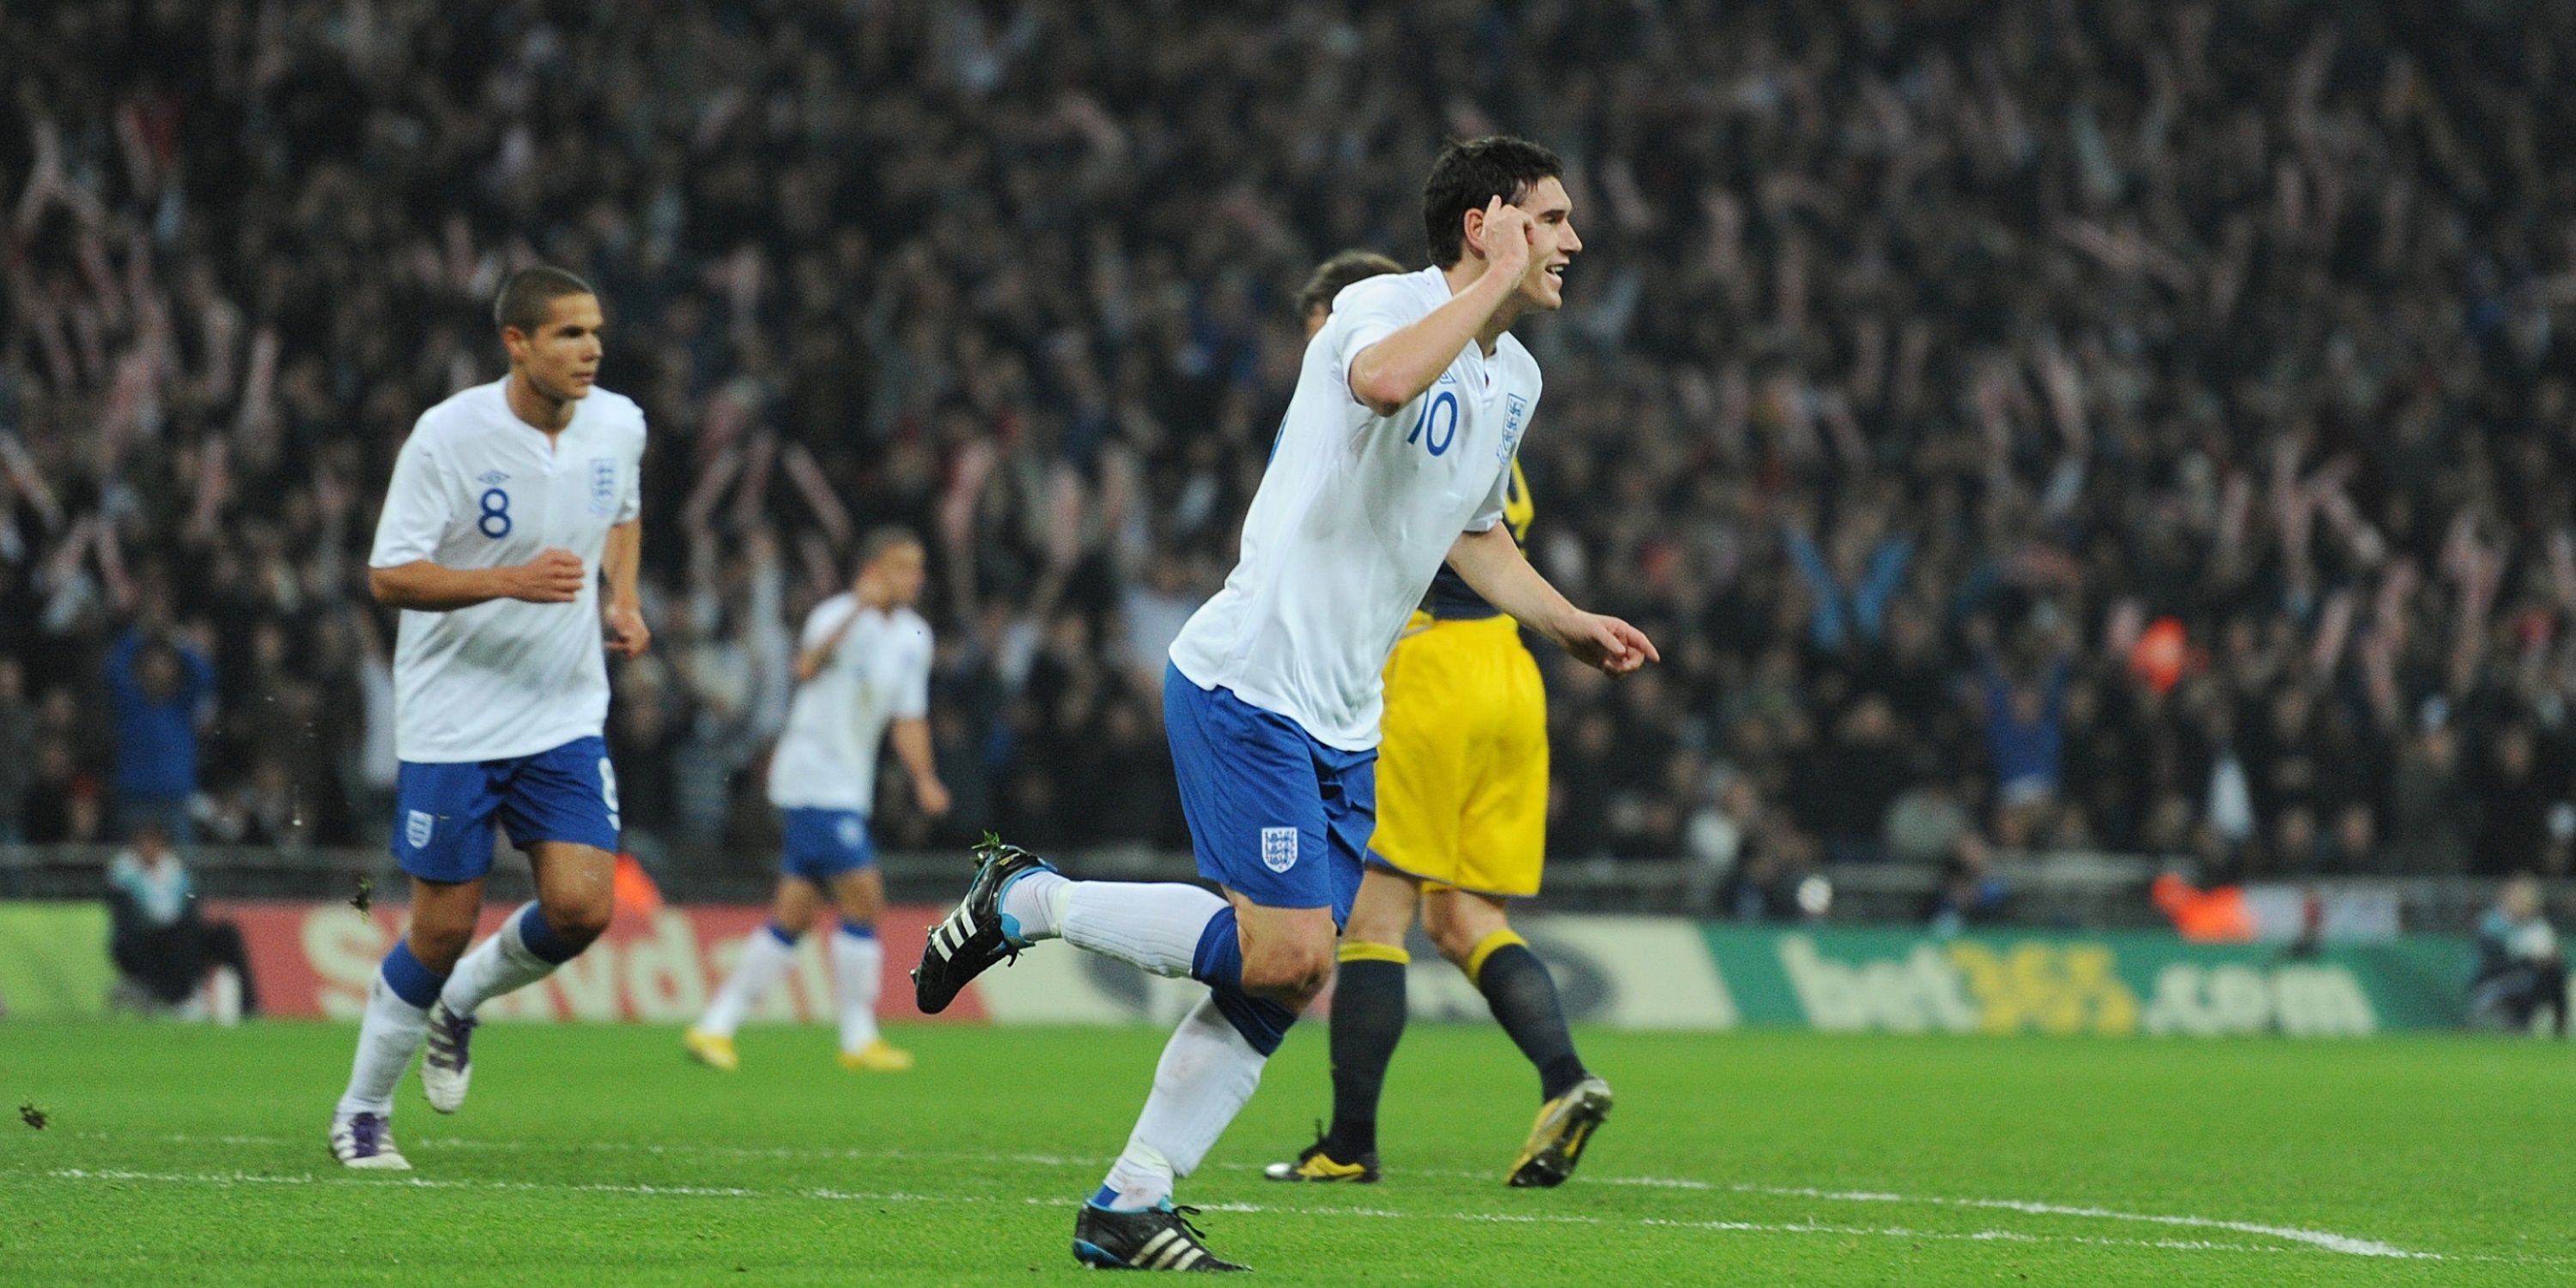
[1264,251,1609,1189]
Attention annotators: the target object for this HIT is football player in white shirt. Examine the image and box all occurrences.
[911,137,1656,1270]
[330,267,651,1170]
[685,528,950,1073]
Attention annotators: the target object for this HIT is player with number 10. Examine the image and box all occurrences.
[328,266,651,1169]
[910,136,1656,1270]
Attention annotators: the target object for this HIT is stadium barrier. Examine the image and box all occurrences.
[0,901,2494,1034]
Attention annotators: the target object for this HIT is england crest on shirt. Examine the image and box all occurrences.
[1261,826,1298,872]
[1498,393,1530,463]
[588,457,618,517]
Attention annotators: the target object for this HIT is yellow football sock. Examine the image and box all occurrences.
[1337,940,1410,965]
[1464,928,1528,987]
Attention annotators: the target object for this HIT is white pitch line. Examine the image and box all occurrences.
[55,1131,2450,1261]
[1182,1198,2290,1255]
[38,1168,2298,1259]
[1729,1184,2433,1260]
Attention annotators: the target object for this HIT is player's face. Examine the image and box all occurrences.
[1512,177,1581,312]
[873,543,927,606]
[507,293,605,402]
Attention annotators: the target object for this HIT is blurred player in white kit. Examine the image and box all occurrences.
[686,528,950,1073]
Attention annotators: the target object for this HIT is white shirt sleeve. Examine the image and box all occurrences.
[368,427,449,568]
[615,420,645,524]
[893,627,932,720]
[800,600,854,653]
[1330,280,1421,406]
[1463,454,1512,535]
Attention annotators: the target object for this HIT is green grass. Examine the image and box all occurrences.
[0,1021,2569,1285]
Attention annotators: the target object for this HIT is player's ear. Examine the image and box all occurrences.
[1461,206,1485,261]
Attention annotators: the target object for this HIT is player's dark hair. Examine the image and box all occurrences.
[493,265,597,337]
[1297,250,1406,319]
[859,525,924,568]
[1422,136,1564,269]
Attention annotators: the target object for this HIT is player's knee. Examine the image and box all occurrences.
[408,922,474,974]
[1428,920,1486,969]
[544,898,613,950]
[1423,902,1505,969]
[1240,939,1334,1006]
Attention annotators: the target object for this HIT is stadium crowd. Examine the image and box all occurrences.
[6,0,2576,913]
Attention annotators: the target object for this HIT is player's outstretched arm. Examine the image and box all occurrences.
[1346,198,1536,415]
[1444,524,1658,676]
[369,550,586,612]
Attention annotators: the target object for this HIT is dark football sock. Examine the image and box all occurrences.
[1324,945,1409,1156]
[1471,933,1588,1102]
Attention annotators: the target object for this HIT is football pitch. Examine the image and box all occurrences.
[0,1021,2567,1285]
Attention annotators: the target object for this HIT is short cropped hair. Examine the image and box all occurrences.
[1297,250,1406,319]
[1421,136,1565,269]
[859,525,925,568]
[493,266,596,337]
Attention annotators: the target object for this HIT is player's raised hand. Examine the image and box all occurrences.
[1556,611,1660,676]
[509,548,588,604]
[603,601,651,657]
[914,776,953,818]
[1481,196,1535,282]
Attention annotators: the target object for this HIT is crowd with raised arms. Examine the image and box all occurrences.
[5,1,2575,908]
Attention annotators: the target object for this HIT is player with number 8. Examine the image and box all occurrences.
[326,266,650,1170]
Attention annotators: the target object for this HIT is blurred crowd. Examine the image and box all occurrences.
[6,1,2576,912]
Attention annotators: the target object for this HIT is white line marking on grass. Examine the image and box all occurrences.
[1186,1200,2292,1254]
[46,1168,2296,1259]
[73,1132,2467,1263]
[1729,1184,2433,1260]
[49,1168,761,1199]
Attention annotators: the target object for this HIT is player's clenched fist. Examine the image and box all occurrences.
[509,548,588,603]
[602,602,651,657]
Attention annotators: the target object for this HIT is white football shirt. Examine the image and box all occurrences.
[368,378,647,763]
[1168,265,1540,750]
[768,595,933,813]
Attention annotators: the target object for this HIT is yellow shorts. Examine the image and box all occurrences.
[1366,611,1549,898]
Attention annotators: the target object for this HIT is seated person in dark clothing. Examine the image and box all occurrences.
[2470,874,2567,1036]
[106,823,258,1021]
[1919,833,2009,936]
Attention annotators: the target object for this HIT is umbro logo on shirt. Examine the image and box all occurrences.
[477,471,510,486]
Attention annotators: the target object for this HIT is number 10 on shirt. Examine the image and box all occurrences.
[1406,391,1458,457]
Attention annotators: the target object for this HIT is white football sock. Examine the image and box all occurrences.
[698,925,799,1039]
[830,927,884,1051]
[1058,881,1224,978]
[998,868,1071,939]
[335,972,431,1118]
[1100,995,1267,1209]
[440,903,562,1019]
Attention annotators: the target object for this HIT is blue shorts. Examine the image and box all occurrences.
[780,807,876,883]
[392,736,620,882]
[1162,664,1376,926]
